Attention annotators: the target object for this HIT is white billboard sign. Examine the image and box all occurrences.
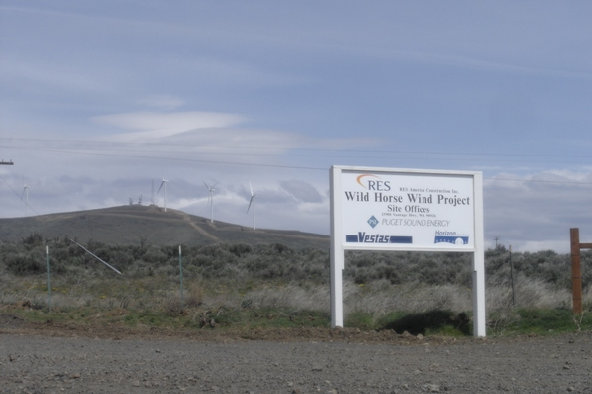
[338,168,476,250]
[330,165,486,336]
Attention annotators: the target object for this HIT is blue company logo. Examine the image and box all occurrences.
[346,232,412,244]
[367,216,379,228]
[434,235,470,245]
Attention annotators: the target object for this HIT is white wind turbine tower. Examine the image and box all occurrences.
[151,179,155,205]
[204,182,216,223]
[247,182,256,230]
[22,185,30,206]
[158,177,169,212]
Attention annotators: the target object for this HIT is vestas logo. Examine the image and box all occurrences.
[346,232,413,244]
[356,174,391,191]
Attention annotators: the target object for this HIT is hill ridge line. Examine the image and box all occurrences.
[0,205,329,250]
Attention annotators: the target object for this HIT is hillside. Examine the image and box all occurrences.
[0,205,329,249]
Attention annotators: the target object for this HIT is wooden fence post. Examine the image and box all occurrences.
[570,228,582,314]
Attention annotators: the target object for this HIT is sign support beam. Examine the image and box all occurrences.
[330,167,344,327]
[472,172,486,336]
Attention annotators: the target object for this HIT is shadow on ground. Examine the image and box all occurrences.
[381,310,470,335]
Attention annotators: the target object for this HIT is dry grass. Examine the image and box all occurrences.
[3,235,591,336]
[487,275,571,312]
[344,281,473,315]
[3,272,588,324]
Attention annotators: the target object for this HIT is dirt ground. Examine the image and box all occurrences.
[1,314,591,393]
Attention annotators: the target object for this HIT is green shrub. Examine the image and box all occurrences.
[6,252,44,274]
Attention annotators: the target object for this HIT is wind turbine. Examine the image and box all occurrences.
[22,185,30,205]
[151,179,155,205]
[247,182,256,230]
[204,182,216,223]
[158,177,169,212]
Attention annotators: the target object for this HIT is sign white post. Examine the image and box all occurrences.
[330,165,486,337]
[330,168,344,327]
[472,173,486,336]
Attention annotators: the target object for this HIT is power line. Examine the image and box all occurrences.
[485,176,592,187]
[2,137,592,163]
[2,146,328,171]
[2,139,592,188]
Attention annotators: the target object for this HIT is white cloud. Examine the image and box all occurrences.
[4,151,592,250]
[87,110,313,165]
[93,111,246,141]
[280,180,323,203]
[484,169,592,252]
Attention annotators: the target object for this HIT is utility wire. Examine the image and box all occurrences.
[2,138,592,189]
[2,136,591,163]
[5,146,592,187]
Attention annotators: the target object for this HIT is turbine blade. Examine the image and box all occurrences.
[157,180,165,194]
[247,195,255,213]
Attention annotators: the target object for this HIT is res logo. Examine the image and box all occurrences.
[356,174,391,191]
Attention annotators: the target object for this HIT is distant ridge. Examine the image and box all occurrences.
[0,205,329,249]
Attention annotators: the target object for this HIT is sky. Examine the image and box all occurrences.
[1,1,591,252]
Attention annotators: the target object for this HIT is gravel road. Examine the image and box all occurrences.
[1,328,591,393]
